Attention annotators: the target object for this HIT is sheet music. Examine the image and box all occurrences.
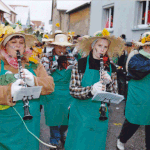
[92,91,124,104]
[13,86,42,102]
[66,65,74,70]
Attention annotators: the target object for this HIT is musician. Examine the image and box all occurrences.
[65,29,125,150]
[117,32,150,150]
[117,42,133,100]
[0,32,54,150]
[41,34,76,149]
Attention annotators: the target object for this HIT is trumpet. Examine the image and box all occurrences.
[99,54,109,121]
[16,50,33,120]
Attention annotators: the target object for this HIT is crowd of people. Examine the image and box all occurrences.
[0,24,150,150]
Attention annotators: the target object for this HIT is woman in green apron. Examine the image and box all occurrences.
[0,32,54,150]
[117,32,150,150]
[65,29,125,150]
[41,34,76,149]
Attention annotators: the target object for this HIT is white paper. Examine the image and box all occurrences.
[92,91,124,104]
[66,65,74,70]
[13,86,42,102]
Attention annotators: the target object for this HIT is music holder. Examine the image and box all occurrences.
[13,86,42,102]
[92,91,124,104]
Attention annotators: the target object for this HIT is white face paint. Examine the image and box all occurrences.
[93,39,109,60]
[54,45,66,56]
[5,37,25,58]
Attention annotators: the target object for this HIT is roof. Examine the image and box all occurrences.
[9,5,28,7]
[30,22,34,26]
[4,16,13,24]
[11,6,29,25]
[51,0,91,21]
[31,20,43,27]
[66,0,91,13]
[1,0,17,14]
[0,4,10,14]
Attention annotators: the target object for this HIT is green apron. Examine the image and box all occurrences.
[125,74,150,125]
[65,55,111,150]
[44,67,73,126]
[0,60,41,150]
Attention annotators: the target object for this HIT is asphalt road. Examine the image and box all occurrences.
[39,101,146,150]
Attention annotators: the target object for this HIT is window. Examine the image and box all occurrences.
[137,0,150,26]
[103,7,114,29]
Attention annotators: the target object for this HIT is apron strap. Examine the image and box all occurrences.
[1,60,5,73]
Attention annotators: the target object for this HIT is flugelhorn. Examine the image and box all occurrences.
[16,50,33,120]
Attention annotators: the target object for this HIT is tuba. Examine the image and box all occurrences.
[16,50,33,120]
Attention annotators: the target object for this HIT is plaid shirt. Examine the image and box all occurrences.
[69,62,118,100]
[41,48,77,75]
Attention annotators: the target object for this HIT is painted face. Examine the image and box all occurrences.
[54,45,66,56]
[93,39,109,60]
[5,37,25,58]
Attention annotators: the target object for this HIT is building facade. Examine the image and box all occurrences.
[51,0,69,33]
[90,0,150,41]
[67,2,91,35]
[51,0,91,35]
[0,1,17,24]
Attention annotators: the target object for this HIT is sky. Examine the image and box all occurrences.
[4,0,91,32]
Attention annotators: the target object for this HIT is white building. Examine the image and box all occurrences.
[90,0,150,41]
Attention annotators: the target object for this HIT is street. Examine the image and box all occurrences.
[39,101,146,150]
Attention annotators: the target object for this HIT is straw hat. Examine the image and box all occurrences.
[78,29,125,57]
[93,31,102,37]
[1,32,38,48]
[42,34,54,42]
[55,30,63,34]
[42,38,54,42]
[132,32,150,47]
[51,34,73,46]
[82,35,90,39]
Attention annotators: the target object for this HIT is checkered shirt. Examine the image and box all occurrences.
[40,49,77,75]
[69,63,118,100]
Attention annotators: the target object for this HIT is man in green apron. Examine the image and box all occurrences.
[0,32,54,150]
[65,29,125,150]
[41,34,76,149]
[117,32,150,150]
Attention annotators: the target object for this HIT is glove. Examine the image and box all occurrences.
[21,69,35,87]
[91,81,105,96]
[5,71,13,74]
[11,79,24,97]
[101,71,112,84]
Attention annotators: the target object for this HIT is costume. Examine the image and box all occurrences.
[118,52,150,149]
[0,32,54,150]
[41,34,76,148]
[65,52,115,150]
[117,32,150,150]
[0,57,54,150]
[65,29,124,150]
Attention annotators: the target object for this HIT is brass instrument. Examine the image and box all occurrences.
[16,50,33,120]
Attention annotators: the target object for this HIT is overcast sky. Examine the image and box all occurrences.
[4,0,91,32]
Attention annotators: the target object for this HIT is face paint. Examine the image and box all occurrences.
[8,44,15,49]
[6,38,25,58]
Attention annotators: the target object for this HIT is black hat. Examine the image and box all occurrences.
[120,34,126,40]
[125,42,132,47]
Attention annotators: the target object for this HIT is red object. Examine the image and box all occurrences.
[105,18,113,28]
[144,10,150,24]
[103,56,108,64]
